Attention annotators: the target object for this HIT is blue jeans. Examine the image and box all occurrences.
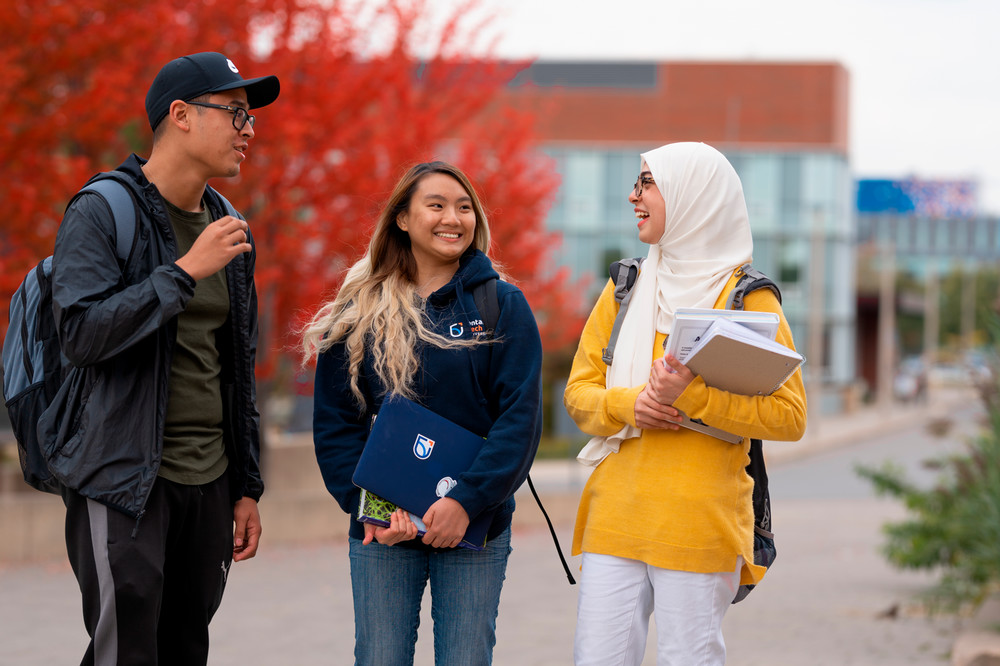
[348,526,512,666]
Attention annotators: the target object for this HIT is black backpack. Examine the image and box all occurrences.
[602,258,780,603]
[2,174,139,494]
[2,172,239,494]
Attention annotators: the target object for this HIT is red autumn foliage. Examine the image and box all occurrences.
[0,0,587,391]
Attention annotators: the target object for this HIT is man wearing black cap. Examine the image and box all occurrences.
[49,52,279,665]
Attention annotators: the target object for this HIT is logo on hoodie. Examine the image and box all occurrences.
[449,323,464,338]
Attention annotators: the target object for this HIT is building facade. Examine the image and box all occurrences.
[497,61,856,415]
[855,178,994,394]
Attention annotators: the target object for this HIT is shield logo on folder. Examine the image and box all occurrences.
[413,434,435,459]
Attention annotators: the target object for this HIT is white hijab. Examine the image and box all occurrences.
[577,142,754,466]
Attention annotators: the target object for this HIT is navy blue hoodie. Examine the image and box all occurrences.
[313,249,543,546]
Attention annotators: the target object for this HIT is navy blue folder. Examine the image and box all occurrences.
[352,395,493,550]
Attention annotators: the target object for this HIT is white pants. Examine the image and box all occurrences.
[574,552,742,666]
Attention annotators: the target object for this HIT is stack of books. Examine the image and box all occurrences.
[665,309,805,442]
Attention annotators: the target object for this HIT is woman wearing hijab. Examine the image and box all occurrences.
[303,161,543,665]
[564,142,807,665]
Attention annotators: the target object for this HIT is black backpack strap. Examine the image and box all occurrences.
[726,263,781,603]
[472,277,499,338]
[526,475,576,584]
[471,278,576,584]
[726,263,781,311]
[602,257,644,365]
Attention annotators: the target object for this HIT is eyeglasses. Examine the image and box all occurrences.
[633,173,655,199]
[185,101,255,131]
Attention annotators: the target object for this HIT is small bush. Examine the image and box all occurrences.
[857,325,1000,613]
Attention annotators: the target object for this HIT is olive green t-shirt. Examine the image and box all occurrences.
[159,199,230,484]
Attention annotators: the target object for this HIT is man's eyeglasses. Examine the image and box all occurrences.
[633,174,655,199]
[186,101,255,131]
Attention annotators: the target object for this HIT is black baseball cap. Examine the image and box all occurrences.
[145,52,280,130]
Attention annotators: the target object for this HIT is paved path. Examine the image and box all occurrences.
[0,511,961,665]
[0,387,981,665]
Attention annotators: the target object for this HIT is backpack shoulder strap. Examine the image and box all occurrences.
[206,184,241,220]
[472,277,500,338]
[726,263,781,311]
[725,263,778,569]
[610,257,644,304]
[602,257,644,365]
[469,278,574,584]
[78,175,139,265]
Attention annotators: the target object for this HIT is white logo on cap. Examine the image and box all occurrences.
[227,59,239,74]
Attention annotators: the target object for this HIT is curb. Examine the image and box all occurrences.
[952,596,1000,666]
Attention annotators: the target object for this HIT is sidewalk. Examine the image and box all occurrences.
[1,385,996,665]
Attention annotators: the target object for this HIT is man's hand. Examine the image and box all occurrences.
[363,508,419,546]
[421,498,469,549]
[233,497,261,562]
[175,216,251,281]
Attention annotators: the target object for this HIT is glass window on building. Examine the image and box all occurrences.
[974,219,990,255]
[603,151,639,229]
[561,151,604,233]
[876,215,893,246]
[780,154,803,230]
[914,217,930,252]
[544,149,569,231]
[952,219,968,252]
[935,218,950,250]
[895,219,914,252]
[802,154,837,221]
[778,237,806,288]
[731,152,780,232]
[751,237,775,279]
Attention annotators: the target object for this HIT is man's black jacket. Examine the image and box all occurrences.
[41,153,263,519]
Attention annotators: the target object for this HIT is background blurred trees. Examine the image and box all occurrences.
[0,0,587,407]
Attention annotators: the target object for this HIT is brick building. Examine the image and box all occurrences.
[494,60,856,415]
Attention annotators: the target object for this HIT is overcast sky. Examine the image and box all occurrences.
[421,0,1000,215]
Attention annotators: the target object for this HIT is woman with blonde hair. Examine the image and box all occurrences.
[564,142,807,665]
[303,161,543,665]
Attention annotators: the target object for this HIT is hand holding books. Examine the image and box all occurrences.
[353,395,492,550]
[361,504,420,546]
[635,354,694,431]
[660,309,804,442]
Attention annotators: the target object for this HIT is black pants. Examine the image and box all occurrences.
[64,473,233,666]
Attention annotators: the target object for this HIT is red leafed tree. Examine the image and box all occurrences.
[0,0,587,398]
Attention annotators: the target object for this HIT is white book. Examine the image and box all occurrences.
[662,309,784,443]
[664,308,780,363]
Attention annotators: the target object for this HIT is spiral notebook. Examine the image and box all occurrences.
[352,395,492,550]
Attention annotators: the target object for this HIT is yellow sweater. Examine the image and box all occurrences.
[563,270,807,585]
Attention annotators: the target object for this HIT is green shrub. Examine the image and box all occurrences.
[857,336,1000,612]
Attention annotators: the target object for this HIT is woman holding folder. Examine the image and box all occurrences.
[564,142,807,665]
[302,161,543,665]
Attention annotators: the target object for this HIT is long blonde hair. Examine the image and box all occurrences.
[301,161,496,410]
